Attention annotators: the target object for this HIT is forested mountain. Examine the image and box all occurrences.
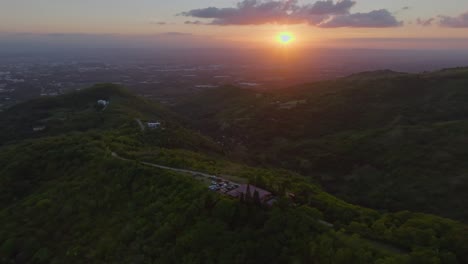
[0,84,219,152]
[174,67,468,221]
[1,83,468,263]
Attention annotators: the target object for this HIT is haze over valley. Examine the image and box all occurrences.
[2,1,468,263]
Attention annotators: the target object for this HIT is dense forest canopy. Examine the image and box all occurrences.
[174,67,468,221]
[1,79,468,263]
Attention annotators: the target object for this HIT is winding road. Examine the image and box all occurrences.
[112,152,220,179]
[110,151,409,255]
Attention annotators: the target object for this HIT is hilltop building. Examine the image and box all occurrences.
[97,100,109,106]
[147,122,161,129]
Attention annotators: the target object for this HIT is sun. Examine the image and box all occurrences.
[277,32,295,45]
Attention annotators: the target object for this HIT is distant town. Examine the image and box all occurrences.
[0,57,361,111]
[2,47,468,112]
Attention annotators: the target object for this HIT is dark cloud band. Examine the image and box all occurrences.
[180,0,402,28]
[318,9,402,28]
[439,12,468,28]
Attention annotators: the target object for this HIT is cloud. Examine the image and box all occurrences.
[184,20,204,25]
[416,18,435,27]
[306,0,355,15]
[180,0,301,25]
[415,11,468,28]
[150,20,167,25]
[439,12,468,28]
[180,0,401,28]
[156,32,193,37]
[319,9,403,28]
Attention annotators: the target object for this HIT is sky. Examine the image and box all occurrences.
[1,0,468,50]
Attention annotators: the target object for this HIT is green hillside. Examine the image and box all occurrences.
[174,67,468,221]
[1,83,468,263]
[0,84,219,153]
[2,125,468,264]
[0,134,349,263]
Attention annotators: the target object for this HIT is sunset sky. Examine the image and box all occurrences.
[2,0,468,49]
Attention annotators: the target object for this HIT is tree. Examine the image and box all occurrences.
[253,190,261,206]
[245,184,252,203]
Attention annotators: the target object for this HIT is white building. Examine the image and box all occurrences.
[97,100,109,106]
[147,122,161,129]
[33,126,46,132]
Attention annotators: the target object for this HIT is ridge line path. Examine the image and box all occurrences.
[111,152,221,179]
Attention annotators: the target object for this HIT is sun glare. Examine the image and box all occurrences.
[277,32,295,45]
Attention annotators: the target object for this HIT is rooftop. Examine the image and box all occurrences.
[226,184,272,201]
